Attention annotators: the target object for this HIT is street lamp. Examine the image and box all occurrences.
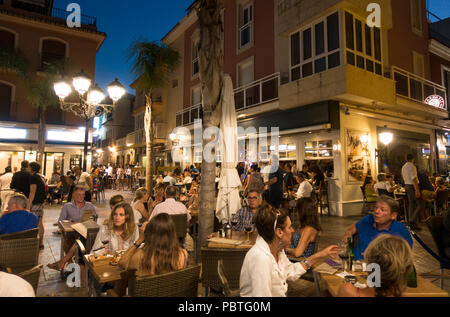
[54,70,126,171]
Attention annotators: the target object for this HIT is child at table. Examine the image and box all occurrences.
[338,234,413,297]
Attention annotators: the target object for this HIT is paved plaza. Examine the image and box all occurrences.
[35,189,449,297]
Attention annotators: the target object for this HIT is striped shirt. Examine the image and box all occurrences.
[231,207,256,232]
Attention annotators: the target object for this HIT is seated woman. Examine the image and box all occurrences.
[118,213,188,277]
[240,205,339,297]
[91,202,139,253]
[363,176,377,202]
[338,234,413,297]
[285,198,321,258]
[131,187,150,224]
[47,195,126,272]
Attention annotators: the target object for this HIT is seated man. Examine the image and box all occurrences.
[294,173,313,200]
[163,172,176,186]
[58,185,97,223]
[0,194,38,235]
[231,190,263,232]
[149,185,191,223]
[342,195,412,261]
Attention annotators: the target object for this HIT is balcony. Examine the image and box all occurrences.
[126,129,145,147]
[387,66,447,111]
[114,137,127,148]
[234,73,280,111]
[153,123,167,140]
[176,103,202,127]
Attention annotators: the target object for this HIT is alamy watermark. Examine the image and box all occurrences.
[66,3,81,28]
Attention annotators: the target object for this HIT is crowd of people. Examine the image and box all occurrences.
[0,153,449,298]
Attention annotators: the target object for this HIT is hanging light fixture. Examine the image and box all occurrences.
[107,78,126,103]
[72,69,92,95]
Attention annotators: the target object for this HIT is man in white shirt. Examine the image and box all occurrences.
[0,271,35,297]
[401,154,422,230]
[294,173,313,199]
[150,185,191,223]
[163,172,176,186]
[73,166,93,202]
[0,166,14,214]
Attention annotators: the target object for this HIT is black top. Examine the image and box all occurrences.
[418,172,434,191]
[30,174,46,204]
[269,167,283,202]
[284,172,295,189]
[237,165,245,178]
[10,170,31,198]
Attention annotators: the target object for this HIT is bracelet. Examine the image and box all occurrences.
[134,242,142,248]
[303,260,311,270]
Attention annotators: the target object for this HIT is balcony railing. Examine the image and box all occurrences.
[176,103,203,127]
[234,73,280,111]
[52,7,97,26]
[388,66,447,110]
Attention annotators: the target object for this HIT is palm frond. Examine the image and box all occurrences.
[0,48,29,79]
[128,40,180,92]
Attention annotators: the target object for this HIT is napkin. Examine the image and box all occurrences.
[314,262,338,275]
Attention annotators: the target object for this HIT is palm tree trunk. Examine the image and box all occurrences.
[197,0,224,260]
[144,93,154,194]
[37,106,46,168]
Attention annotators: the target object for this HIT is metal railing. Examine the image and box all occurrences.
[176,103,202,127]
[52,7,97,26]
[234,73,280,111]
[388,66,447,110]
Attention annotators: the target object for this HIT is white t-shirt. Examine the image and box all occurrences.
[77,172,91,191]
[0,272,35,297]
[106,166,113,176]
[0,172,13,190]
[374,181,392,192]
[163,175,176,185]
[401,162,417,185]
[295,180,313,199]
[183,176,193,184]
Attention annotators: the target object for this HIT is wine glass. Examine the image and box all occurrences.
[338,242,349,272]
[101,239,110,255]
[244,225,253,243]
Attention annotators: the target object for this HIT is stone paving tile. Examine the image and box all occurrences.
[34,190,449,296]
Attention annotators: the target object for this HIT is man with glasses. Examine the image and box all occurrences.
[231,190,263,232]
[342,195,412,260]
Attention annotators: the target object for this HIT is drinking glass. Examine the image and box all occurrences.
[338,242,349,272]
[244,226,253,243]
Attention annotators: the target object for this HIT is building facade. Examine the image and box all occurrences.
[0,0,105,176]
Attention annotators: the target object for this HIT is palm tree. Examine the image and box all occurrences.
[128,41,180,192]
[0,48,63,167]
[196,0,224,256]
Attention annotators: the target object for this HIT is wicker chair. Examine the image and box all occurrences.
[17,264,43,294]
[0,228,38,240]
[201,248,247,296]
[217,259,240,297]
[0,237,39,274]
[110,265,201,297]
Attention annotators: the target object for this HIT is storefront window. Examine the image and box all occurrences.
[304,140,333,159]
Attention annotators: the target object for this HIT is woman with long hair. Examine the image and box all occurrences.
[338,234,414,297]
[285,198,321,258]
[131,187,150,224]
[119,213,188,276]
[91,202,139,253]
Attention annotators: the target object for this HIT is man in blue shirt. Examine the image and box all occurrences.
[342,195,412,260]
[58,185,97,222]
[0,194,38,235]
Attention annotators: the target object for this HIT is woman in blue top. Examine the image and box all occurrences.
[286,197,321,258]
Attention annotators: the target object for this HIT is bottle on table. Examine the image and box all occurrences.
[407,265,417,288]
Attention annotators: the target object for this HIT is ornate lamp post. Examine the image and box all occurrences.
[54,70,126,171]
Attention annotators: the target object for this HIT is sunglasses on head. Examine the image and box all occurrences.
[272,209,281,232]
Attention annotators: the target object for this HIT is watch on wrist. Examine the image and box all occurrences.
[303,260,311,270]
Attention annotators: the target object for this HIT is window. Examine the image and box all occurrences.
[239,2,253,49]
[413,51,425,78]
[192,38,200,77]
[270,144,297,160]
[191,86,202,106]
[41,39,66,71]
[238,58,254,87]
[290,11,340,81]
[0,82,12,121]
[443,67,450,109]
[304,140,333,159]
[0,29,15,51]
[345,11,382,76]
[410,0,422,35]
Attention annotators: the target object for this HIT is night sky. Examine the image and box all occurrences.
[53,0,450,95]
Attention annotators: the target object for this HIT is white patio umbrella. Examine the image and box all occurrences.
[215,74,242,223]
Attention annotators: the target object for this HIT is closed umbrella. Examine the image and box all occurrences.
[215,74,242,222]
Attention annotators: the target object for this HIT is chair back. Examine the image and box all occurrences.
[170,214,187,241]
[0,228,38,240]
[17,264,43,293]
[201,248,248,291]
[436,190,449,206]
[425,216,449,261]
[0,237,39,274]
[128,265,201,297]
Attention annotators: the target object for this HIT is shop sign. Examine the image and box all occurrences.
[424,95,445,109]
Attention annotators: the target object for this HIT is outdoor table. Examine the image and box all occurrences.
[58,220,78,259]
[207,231,256,249]
[319,269,449,297]
[82,254,125,297]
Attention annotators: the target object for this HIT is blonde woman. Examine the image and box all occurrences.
[338,234,414,297]
[91,202,139,253]
[119,213,188,277]
[131,187,150,224]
